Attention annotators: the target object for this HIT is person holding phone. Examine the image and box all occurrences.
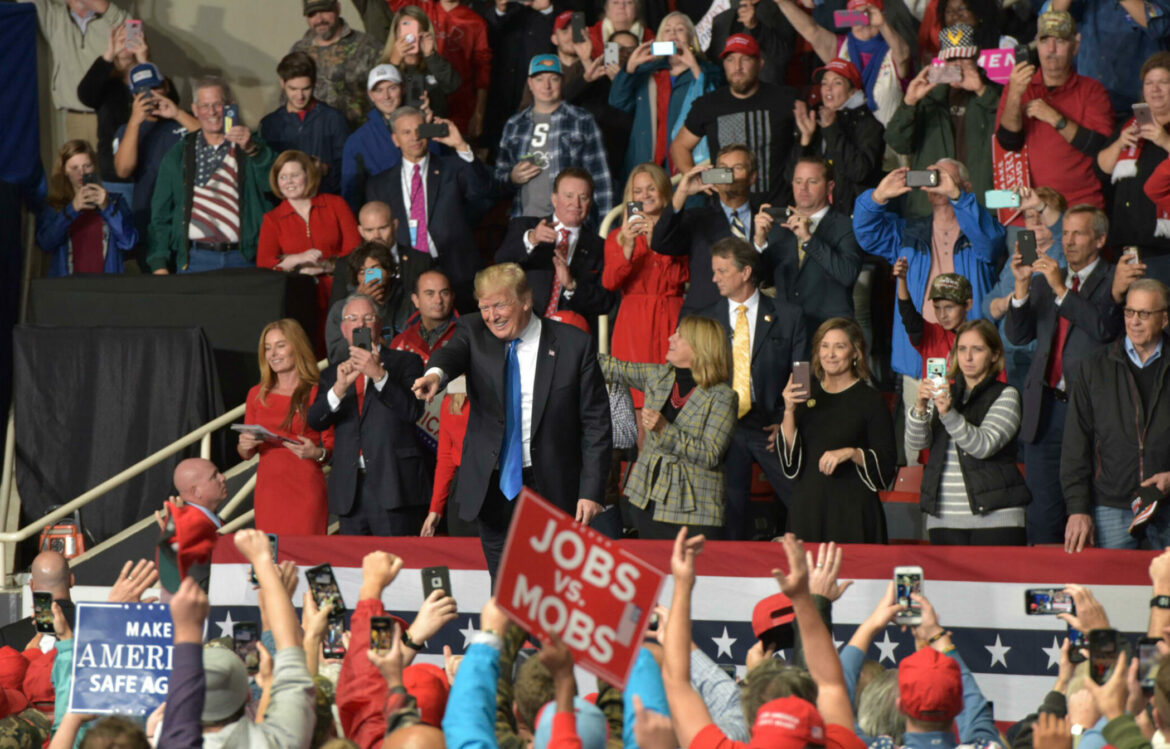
[36,140,138,276]
[379,6,462,118]
[778,317,896,543]
[905,320,1029,545]
[238,319,333,535]
[1101,53,1170,286]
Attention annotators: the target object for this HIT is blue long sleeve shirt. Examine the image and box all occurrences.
[622,647,671,749]
[442,637,501,749]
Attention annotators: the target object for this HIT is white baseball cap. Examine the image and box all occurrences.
[367,64,403,91]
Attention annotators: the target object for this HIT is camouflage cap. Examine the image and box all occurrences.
[1037,10,1075,40]
[928,273,973,304]
[0,708,50,749]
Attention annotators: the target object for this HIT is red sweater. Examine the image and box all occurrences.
[429,395,470,516]
[337,599,411,749]
[256,194,361,270]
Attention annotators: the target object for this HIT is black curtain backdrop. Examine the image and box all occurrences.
[13,326,223,543]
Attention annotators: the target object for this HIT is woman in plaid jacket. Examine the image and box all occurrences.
[600,315,737,538]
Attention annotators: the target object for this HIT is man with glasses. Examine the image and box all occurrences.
[308,294,429,535]
[1005,204,1130,549]
[1063,279,1170,549]
[412,262,611,581]
[146,77,275,274]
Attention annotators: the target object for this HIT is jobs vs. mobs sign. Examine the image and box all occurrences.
[69,603,176,715]
[495,489,666,687]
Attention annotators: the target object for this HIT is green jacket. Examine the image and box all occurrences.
[884,81,1002,218]
[146,131,275,272]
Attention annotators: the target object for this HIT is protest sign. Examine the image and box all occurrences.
[495,488,666,687]
[69,603,174,715]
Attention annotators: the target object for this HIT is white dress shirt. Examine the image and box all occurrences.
[524,220,581,265]
[325,345,390,413]
[1010,257,1099,309]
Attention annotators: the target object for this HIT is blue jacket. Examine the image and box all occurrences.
[622,648,671,749]
[608,59,723,178]
[35,194,138,276]
[853,189,1005,378]
[442,639,500,749]
[259,100,349,195]
[340,109,441,213]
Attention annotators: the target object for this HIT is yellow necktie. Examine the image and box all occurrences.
[733,304,751,418]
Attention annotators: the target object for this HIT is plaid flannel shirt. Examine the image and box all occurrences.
[495,102,615,221]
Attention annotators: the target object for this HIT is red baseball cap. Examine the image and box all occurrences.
[814,58,863,91]
[749,696,826,749]
[898,648,963,722]
[547,310,591,334]
[720,33,761,59]
[22,651,54,712]
[0,648,29,691]
[751,593,795,638]
[403,663,450,726]
[846,0,883,9]
[554,10,574,30]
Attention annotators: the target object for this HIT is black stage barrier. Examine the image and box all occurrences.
[25,270,318,408]
[13,326,223,545]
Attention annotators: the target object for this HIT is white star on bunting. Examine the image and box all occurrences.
[711,627,737,659]
[986,634,1011,668]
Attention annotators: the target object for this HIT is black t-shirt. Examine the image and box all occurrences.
[683,82,797,204]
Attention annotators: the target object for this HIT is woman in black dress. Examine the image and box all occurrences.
[776,317,896,543]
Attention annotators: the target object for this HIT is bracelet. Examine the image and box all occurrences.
[928,629,952,645]
[401,628,421,650]
[315,448,329,464]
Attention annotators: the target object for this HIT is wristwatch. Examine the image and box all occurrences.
[1150,595,1170,609]
[1054,116,1068,131]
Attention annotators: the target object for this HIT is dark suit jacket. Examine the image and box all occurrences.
[761,208,862,343]
[1004,260,1123,443]
[494,218,618,330]
[306,348,428,516]
[702,293,807,425]
[426,315,612,521]
[651,198,757,314]
[366,153,493,288]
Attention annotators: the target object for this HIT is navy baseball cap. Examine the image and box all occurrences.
[128,63,163,94]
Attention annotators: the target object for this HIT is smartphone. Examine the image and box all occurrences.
[1015,44,1039,68]
[32,592,54,634]
[81,173,99,187]
[604,42,620,67]
[926,64,962,84]
[701,167,735,185]
[651,41,677,56]
[764,205,789,220]
[223,104,238,132]
[417,122,450,139]
[233,621,261,674]
[570,12,586,43]
[1017,230,1038,266]
[1068,624,1088,663]
[404,77,425,108]
[518,153,541,168]
[1089,628,1121,686]
[323,618,347,659]
[249,533,278,586]
[306,563,346,619]
[125,19,143,48]
[351,326,372,351]
[1134,102,1155,129]
[1139,636,1160,692]
[364,267,384,285]
[905,169,940,188]
[1024,588,1073,615]
[792,361,811,394]
[925,357,947,387]
[985,189,1021,209]
[894,566,923,626]
[1123,246,1141,265]
[833,9,869,26]
[421,565,452,599]
[626,200,643,215]
[370,616,395,652]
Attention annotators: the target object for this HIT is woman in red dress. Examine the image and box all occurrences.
[237,319,333,535]
[602,162,688,430]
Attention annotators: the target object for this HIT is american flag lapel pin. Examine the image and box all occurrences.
[764,314,773,322]
[548,349,556,357]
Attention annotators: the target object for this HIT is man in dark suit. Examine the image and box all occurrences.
[308,294,429,535]
[365,108,492,311]
[1005,205,1130,547]
[494,167,617,334]
[652,144,761,314]
[755,157,862,342]
[702,237,807,540]
[412,262,612,580]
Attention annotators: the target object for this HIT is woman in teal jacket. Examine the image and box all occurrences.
[608,12,723,180]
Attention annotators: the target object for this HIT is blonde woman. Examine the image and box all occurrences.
[600,316,737,538]
[379,6,461,118]
[238,319,333,535]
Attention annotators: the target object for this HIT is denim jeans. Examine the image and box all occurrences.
[179,246,253,273]
[1093,505,1139,549]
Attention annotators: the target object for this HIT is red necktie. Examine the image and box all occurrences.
[355,372,365,415]
[545,228,570,316]
[1045,274,1080,389]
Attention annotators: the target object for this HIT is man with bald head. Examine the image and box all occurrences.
[158,458,227,592]
[384,724,445,748]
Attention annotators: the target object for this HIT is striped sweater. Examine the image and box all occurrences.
[905,387,1025,530]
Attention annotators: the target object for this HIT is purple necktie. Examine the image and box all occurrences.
[410,163,428,254]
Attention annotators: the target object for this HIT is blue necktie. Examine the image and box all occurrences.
[499,339,523,500]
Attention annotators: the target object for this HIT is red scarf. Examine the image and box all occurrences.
[68,210,105,274]
[1115,116,1170,236]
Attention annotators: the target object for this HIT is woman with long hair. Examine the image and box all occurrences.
[906,319,1028,545]
[379,6,461,118]
[778,317,896,543]
[238,319,333,535]
[36,140,138,276]
[601,316,737,538]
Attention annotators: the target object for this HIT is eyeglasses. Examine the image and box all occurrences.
[478,300,516,315]
[1123,308,1167,321]
[342,314,379,323]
